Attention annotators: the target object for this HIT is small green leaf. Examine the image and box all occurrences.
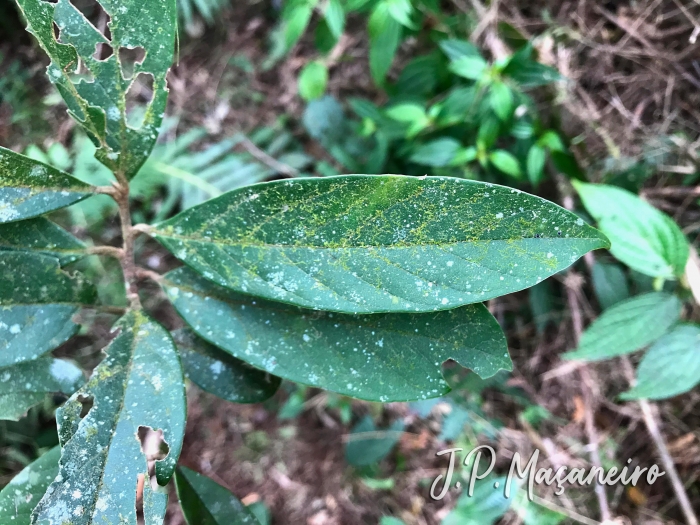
[0,147,91,223]
[489,81,514,121]
[385,103,427,124]
[153,176,609,314]
[0,357,83,421]
[537,131,565,152]
[385,0,413,28]
[298,61,329,101]
[551,151,584,180]
[449,56,488,80]
[283,0,316,51]
[368,3,401,84]
[32,310,186,525]
[175,466,259,525]
[439,39,480,61]
[0,252,97,367]
[0,446,61,523]
[443,476,516,525]
[477,116,501,148]
[564,292,681,361]
[575,182,690,279]
[163,268,510,402]
[502,43,562,87]
[16,0,178,179]
[323,0,345,38]
[591,261,629,309]
[173,328,280,404]
[409,138,461,167]
[621,324,700,400]
[526,145,546,186]
[345,416,403,466]
[489,150,522,178]
[0,217,85,264]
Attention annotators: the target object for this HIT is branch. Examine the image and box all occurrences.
[236,136,299,177]
[111,179,141,309]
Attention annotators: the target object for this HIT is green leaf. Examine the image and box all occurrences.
[621,324,700,400]
[439,39,480,61]
[591,261,629,309]
[489,150,522,178]
[502,44,562,87]
[409,138,461,167]
[298,61,329,101]
[173,328,280,403]
[368,3,402,84]
[551,151,584,180]
[0,252,97,367]
[526,145,546,186]
[345,416,403,466]
[574,182,690,279]
[385,0,414,28]
[564,292,681,361]
[380,518,406,525]
[324,0,345,38]
[16,0,178,179]
[153,175,609,314]
[529,280,553,334]
[0,446,61,523]
[162,267,510,402]
[537,131,565,152]
[0,147,91,223]
[0,217,85,264]
[0,357,83,421]
[283,0,316,51]
[489,81,514,121]
[449,56,488,80]
[32,310,186,525]
[175,466,259,525]
[443,477,516,525]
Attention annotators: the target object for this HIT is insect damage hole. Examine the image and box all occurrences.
[68,0,112,41]
[137,425,170,490]
[125,72,154,128]
[93,42,114,61]
[119,46,146,80]
[77,394,94,418]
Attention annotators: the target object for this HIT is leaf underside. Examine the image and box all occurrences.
[564,292,681,362]
[0,357,84,421]
[0,447,61,523]
[0,147,91,223]
[154,175,609,314]
[15,0,177,179]
[32,310,186,525]
[0,252,97,367]
[175,466,259,525]
[173,328,281,403]
[163,267,510,402]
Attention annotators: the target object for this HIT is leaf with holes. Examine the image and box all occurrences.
[0,358,84,421]
[0,446,61,523]
[173,328,280,404]
[162,268,510,402]
[15,0,177,179]
[175,466,259,525]
[621,324,700,400]
[0,252,97,367]
[153,176,608,314]
[0,147,92,223]
[32,310,186,525]
[563,292,681,362]
[0,217,85,264]
[575,181,689,279]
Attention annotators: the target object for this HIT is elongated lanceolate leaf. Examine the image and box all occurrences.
[0,446,61,524]
[0,217,85,264]
[175,466,259,525]
[0,147,91,223]
[163,268,510,402]
[153,176,609,314]
[32,310,186,525]
[575,181,689,279]
[563,292,681,362]
[173,328,281,403]
[621,324,700,400]
[16,0,177,179]
[0,358,84,421]
[0,252,97,367]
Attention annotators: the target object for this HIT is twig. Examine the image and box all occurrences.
[135,268,164,284]
[110,175,141,309]
[86,246,124,259]
[621,358,699,525]
[236,137,299,177]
